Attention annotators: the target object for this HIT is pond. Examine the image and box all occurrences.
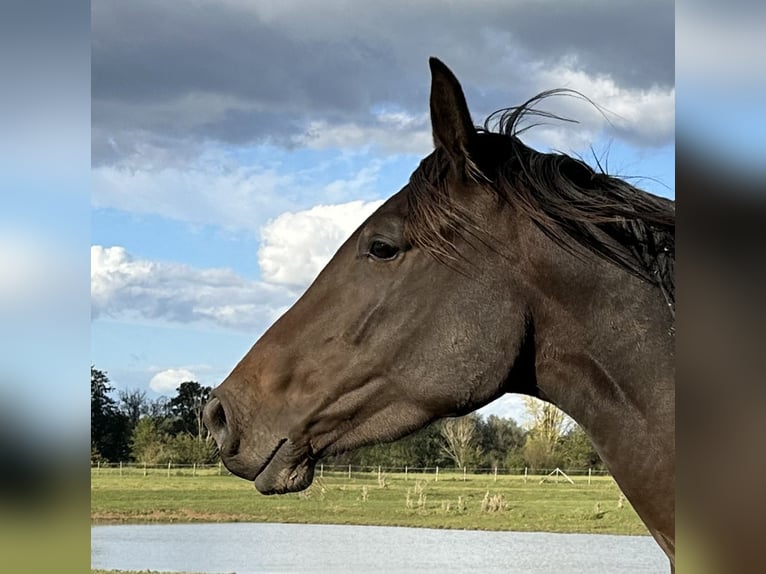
[91,522,668,573]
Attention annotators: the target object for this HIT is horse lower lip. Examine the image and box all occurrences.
[252,438,288,481]
[252,441,315,495]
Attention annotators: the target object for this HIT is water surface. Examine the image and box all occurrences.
[91,522,668,573]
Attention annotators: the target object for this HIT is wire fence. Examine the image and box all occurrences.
[91,461,612,484]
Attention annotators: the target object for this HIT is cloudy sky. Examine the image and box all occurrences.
[91,0,674,423]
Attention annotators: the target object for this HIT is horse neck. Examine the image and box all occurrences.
[527,248,675,557]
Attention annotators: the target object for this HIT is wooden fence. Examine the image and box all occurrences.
[92,461,611,484]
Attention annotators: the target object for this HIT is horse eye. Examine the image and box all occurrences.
[368,240,400,261]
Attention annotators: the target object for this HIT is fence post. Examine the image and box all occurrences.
[405,466,408,481]
[435,466,439,481]
[463,466,467,481]
[193,463,197,477]
[119,461,123,477]
[348,464,352,480]
[494,466,498,482]
[588,467,592,485]
[524,466,528,483]
[143,462,147,477]
[320,463,324,478]
[167,461,171,477]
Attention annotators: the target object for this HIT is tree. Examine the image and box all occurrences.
[521,397,572,470]
[147,395,170,419]
[91,366,130,462]
[167,433,218,465]
[559,424,603,470]
[167,381,212,438]
[323,419,448,468]
[130,417,170,464]
[402,421,451,467]
[118,388,149,430]
[476,414,526,469]
[440,414,482,469]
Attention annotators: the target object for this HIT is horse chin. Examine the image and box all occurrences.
[252,440,315,495]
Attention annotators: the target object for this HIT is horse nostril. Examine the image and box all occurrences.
[203,397,228,446]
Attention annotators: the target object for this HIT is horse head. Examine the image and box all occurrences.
[203,59,537,494]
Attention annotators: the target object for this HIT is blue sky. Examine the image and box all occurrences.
[91,1,674,424]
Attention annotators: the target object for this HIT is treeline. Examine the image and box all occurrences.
[91,366,604,471]
[91,367,216,465]
[322,412,604,472]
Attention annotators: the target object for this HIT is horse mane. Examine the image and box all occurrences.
[405,90,675,316]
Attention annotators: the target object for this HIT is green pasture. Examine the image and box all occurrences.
[92,571,212,574]
[92,571,222,574]
[91,467,648,536]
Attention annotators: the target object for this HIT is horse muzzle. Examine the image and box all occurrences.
[202,393,315,494]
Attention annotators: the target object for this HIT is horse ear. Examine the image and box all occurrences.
[429,57,476,176]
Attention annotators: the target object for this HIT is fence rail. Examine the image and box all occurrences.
[91,461,612,482]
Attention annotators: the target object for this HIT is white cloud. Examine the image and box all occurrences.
[478,394,529,426]
[290,59,675,158]
[92,150,393,234]
[91,199,386,329]
[258,200,384,287]
[91,161,296,234]
[295,110,433,156]
[523,61,675,151]
[149,368,198,394]
[91,245,296,331]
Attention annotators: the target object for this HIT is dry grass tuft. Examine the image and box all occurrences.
[480,491,508,513]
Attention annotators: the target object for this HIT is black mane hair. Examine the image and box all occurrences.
[405,90,675,316]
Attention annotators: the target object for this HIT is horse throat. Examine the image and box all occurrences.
[529,276,675,565]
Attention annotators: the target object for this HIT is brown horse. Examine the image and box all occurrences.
[204,58,675,569]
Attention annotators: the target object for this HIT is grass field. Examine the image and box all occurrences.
[92,571,220,574]
[91,467,649,536]
[92,571,211,574]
